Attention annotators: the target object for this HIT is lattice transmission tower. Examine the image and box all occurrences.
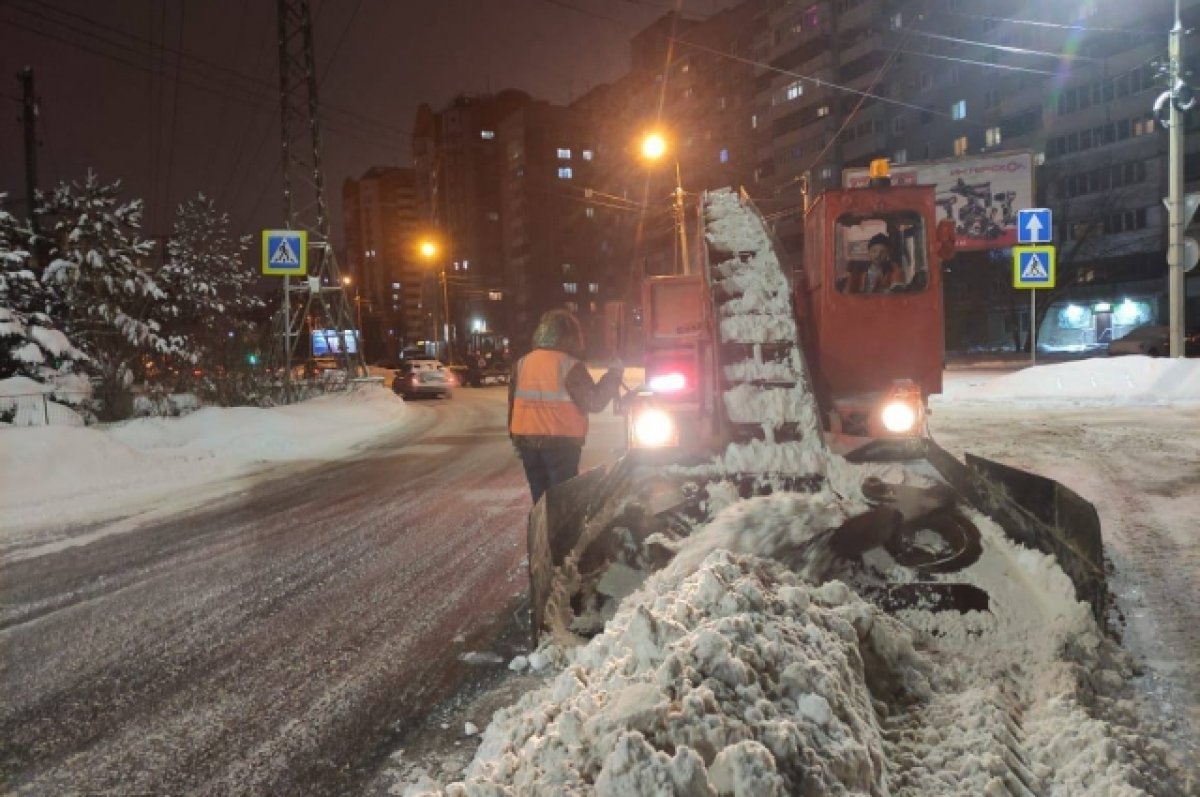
[267,0,366,390]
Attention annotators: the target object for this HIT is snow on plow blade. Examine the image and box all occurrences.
[924,441,1108,625]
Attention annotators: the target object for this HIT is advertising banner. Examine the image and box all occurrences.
[843,151,1035,251]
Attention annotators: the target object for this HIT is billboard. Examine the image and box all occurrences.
[842,151,1035,251]
[311,329,359,356]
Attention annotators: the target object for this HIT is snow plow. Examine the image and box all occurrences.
[528,162,1107,645]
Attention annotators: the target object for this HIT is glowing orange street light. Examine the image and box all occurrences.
[419,239,439,260]
[640,131,668,162]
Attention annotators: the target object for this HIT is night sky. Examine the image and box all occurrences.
[0,0,736,247]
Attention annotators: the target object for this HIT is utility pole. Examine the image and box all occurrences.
[18,67,38,235]
[1164,0,1198,357]
[270,0,365,392]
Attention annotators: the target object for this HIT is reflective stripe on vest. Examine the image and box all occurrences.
[510,349,588,438]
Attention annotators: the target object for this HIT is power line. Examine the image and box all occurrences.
[161,2,185,230]
[905,28,1103,62]
[317,0,365,86]
[944,10,1164,36]
[895,49,1058,76]
[7,0,411,141]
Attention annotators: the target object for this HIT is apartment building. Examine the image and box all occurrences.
[341,166,420,358]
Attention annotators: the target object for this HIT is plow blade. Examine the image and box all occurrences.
[924,441,1108,626]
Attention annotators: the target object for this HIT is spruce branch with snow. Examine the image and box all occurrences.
[160,193,265,404]
[39,173,185,418]
[0,196,88,384]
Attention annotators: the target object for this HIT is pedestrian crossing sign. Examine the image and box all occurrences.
[1013,245,1055,289]
[262,229,307,275]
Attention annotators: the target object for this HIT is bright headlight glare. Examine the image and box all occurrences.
[633,408,676,448]
[880,400,918,433]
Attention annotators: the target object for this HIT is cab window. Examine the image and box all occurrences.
[834,212,928,295]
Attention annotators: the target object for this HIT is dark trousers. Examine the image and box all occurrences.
[516,441,583,505]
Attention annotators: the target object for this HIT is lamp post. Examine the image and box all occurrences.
[641,131,690,275]
[342,276,364,358]
[419,238,443,359]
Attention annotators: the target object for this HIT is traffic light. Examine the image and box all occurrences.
[247,353,260,366]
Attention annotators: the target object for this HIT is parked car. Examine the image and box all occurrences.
[1107,324,1200,357]
[391,359,454,399]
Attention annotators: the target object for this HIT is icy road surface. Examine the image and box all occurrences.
[931,370,1200,759]
[0,387,547,795]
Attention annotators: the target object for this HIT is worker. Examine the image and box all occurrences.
[839,232,907,293]
[508,309,623,504]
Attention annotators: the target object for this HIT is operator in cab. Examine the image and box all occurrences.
[508,309,623,504]
[841,232,907,294]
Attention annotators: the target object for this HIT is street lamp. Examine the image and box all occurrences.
[418,237,447,359]
[342,276,364,355]
[640,130,690,275]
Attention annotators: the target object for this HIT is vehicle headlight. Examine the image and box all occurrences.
[880,400,918,434]
[632,408,677,448]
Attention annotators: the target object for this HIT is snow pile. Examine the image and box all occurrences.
[937,356,1200,406]
[411,548,931,797]
[0,375,88,426]
[0,384,415,542]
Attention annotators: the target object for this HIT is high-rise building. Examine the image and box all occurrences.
[341,167,420,358]
[497,100,605,351]
[412,90,532,355]
[754,0,1200,349]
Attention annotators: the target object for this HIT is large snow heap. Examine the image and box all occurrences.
[414,521,932,796]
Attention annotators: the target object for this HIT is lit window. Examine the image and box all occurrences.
[562,263,574,275]
[719,148,730,164]
[463,260,469,270]
[820,166,833,179]
[985,126,1002,147]
[392,293,399,301]
[557,167,573,179]
[582,149,593,160]
[954,135,969,155]
[751,113,758,129]
[786,80,804,101]
[817,105,831,118]
[481,130,495,139]
[585,207,595,218]
[488,290,503,301]
[564,282,578,294]
[557,148,572,159]
[566,301,578,312]
[894,149,908,164]
[588,282,599,294]
[891,12,902,29]
[392,282,401,289]
[951,100,967,120]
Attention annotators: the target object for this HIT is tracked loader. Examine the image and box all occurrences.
[528,160,1107,644]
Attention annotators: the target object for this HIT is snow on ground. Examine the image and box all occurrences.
[938,355,1200,406]
[0,382,417,555]
[399,356,1200,797]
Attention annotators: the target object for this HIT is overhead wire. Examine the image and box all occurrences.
[903,28,1102,61]
[943,10,1164,36]
[160,1,185,235]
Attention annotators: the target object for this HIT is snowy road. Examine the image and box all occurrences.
[930,379,1200,759]
[0,387,544,795]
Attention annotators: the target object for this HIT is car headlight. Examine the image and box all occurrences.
[632,408,677,448]
[880,399,918,434]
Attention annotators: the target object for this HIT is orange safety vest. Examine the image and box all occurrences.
[510,349,588,439]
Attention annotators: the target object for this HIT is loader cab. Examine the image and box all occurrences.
[798,170,945,453]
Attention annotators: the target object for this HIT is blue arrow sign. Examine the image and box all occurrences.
[1017,208,1052,244]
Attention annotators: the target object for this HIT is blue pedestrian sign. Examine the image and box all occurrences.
[262,229,308,276]
[1013,246,1056,288]
[1017,208,1052,244]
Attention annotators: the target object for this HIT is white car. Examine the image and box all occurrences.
[391,359,455,399]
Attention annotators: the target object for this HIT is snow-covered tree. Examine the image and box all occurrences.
[160,193,265,404]
[40,173,185,419]
[0,197,88,383]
